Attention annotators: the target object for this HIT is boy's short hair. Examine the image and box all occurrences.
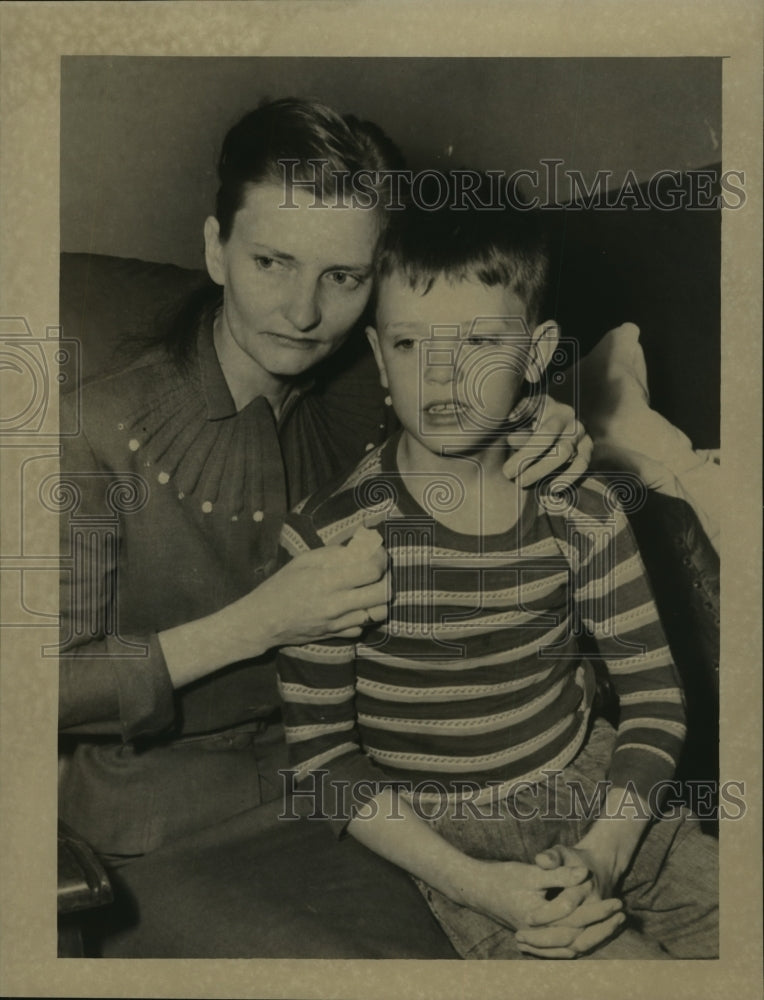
[375,172,550,328]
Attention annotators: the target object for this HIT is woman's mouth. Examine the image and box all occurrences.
[265,331,319,350]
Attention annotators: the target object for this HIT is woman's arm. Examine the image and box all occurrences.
[58,423,178,738]
[158,542,390,690]
[59,427,390,738]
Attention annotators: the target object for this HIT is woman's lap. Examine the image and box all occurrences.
[90,719,717,961]
[96,797,458,959]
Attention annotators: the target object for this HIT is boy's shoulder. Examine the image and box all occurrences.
[543,473,640,525]
[284,437,394,550]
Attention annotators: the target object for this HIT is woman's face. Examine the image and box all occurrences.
[205,182,380,392]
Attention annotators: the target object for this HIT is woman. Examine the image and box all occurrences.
[58,98,589,955]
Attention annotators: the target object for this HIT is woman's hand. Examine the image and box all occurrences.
[255,541,390,647]
[503,394,592,488]
[158,535,389,688]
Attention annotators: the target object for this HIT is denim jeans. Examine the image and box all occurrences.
[414,719,719,959]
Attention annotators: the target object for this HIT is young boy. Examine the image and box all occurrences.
[276,186,718,960]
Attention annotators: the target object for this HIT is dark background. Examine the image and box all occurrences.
[60,56,721,447]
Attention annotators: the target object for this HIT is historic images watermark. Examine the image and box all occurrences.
[278,160,746,212]
[278,770,745,824]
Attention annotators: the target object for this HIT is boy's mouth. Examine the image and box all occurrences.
[425,401,465,415]
[422,400,473,425]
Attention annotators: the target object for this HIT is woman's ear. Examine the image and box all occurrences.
[525,321,560,384]
[204,216,226,287]
[366,326,389,389]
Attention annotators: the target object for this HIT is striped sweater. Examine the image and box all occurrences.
[277,433,686,830]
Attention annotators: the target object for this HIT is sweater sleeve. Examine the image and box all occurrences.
[58,404,176,742]
[276,511,391,836]
[572,497,687,800]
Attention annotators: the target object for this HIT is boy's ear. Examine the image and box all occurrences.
[525,321,560,384]
[366,326,389,389]
[204,216,226,287]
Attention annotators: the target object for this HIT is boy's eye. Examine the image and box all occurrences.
[466,335,502,346]
[393,338,415,351]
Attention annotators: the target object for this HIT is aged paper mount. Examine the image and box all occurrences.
[1,1,761,998]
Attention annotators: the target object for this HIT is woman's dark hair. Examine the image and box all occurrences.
[216,97,405,240]
[164,98,405,365]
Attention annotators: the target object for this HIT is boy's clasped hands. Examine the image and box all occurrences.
[518,845,625,958]
[492,793,645,958]
[462,843,625,959]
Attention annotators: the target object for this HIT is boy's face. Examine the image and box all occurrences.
[369,273,545,459]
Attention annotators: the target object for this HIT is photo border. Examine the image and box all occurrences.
[1,2,761,997]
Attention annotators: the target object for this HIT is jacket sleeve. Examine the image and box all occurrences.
[277,511,390,836]
[572,497,687,800]
[58,399,176,741]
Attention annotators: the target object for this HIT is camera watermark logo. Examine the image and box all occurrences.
[40,471,150,656]
[0,318,79,435]
[0,316,148,654]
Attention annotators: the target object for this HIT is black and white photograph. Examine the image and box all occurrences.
[0,3,761,999]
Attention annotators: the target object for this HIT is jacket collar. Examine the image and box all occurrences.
[196,310,314,423]
[197,311,237,420]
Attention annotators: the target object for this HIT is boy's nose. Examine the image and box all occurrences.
[282,278,322,332]
[423,343,461,384]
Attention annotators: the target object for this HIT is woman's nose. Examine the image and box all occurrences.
[282,277,322,332]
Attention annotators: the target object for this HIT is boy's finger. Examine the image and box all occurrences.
[555,898,623,930]
[560,912,627,956]
[527,883,591,925]
[515,939,578,959]
[534,844,583,870]
[534,846,567,868]
[534,864,588,889]
[516,925,577,949]
[516,911,626,957]
[531,891,621,929]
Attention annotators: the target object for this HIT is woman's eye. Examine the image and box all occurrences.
[326,271,361,289]
[254,256,277,270]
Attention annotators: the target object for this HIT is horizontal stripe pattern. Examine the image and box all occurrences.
[277,450,685,803]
